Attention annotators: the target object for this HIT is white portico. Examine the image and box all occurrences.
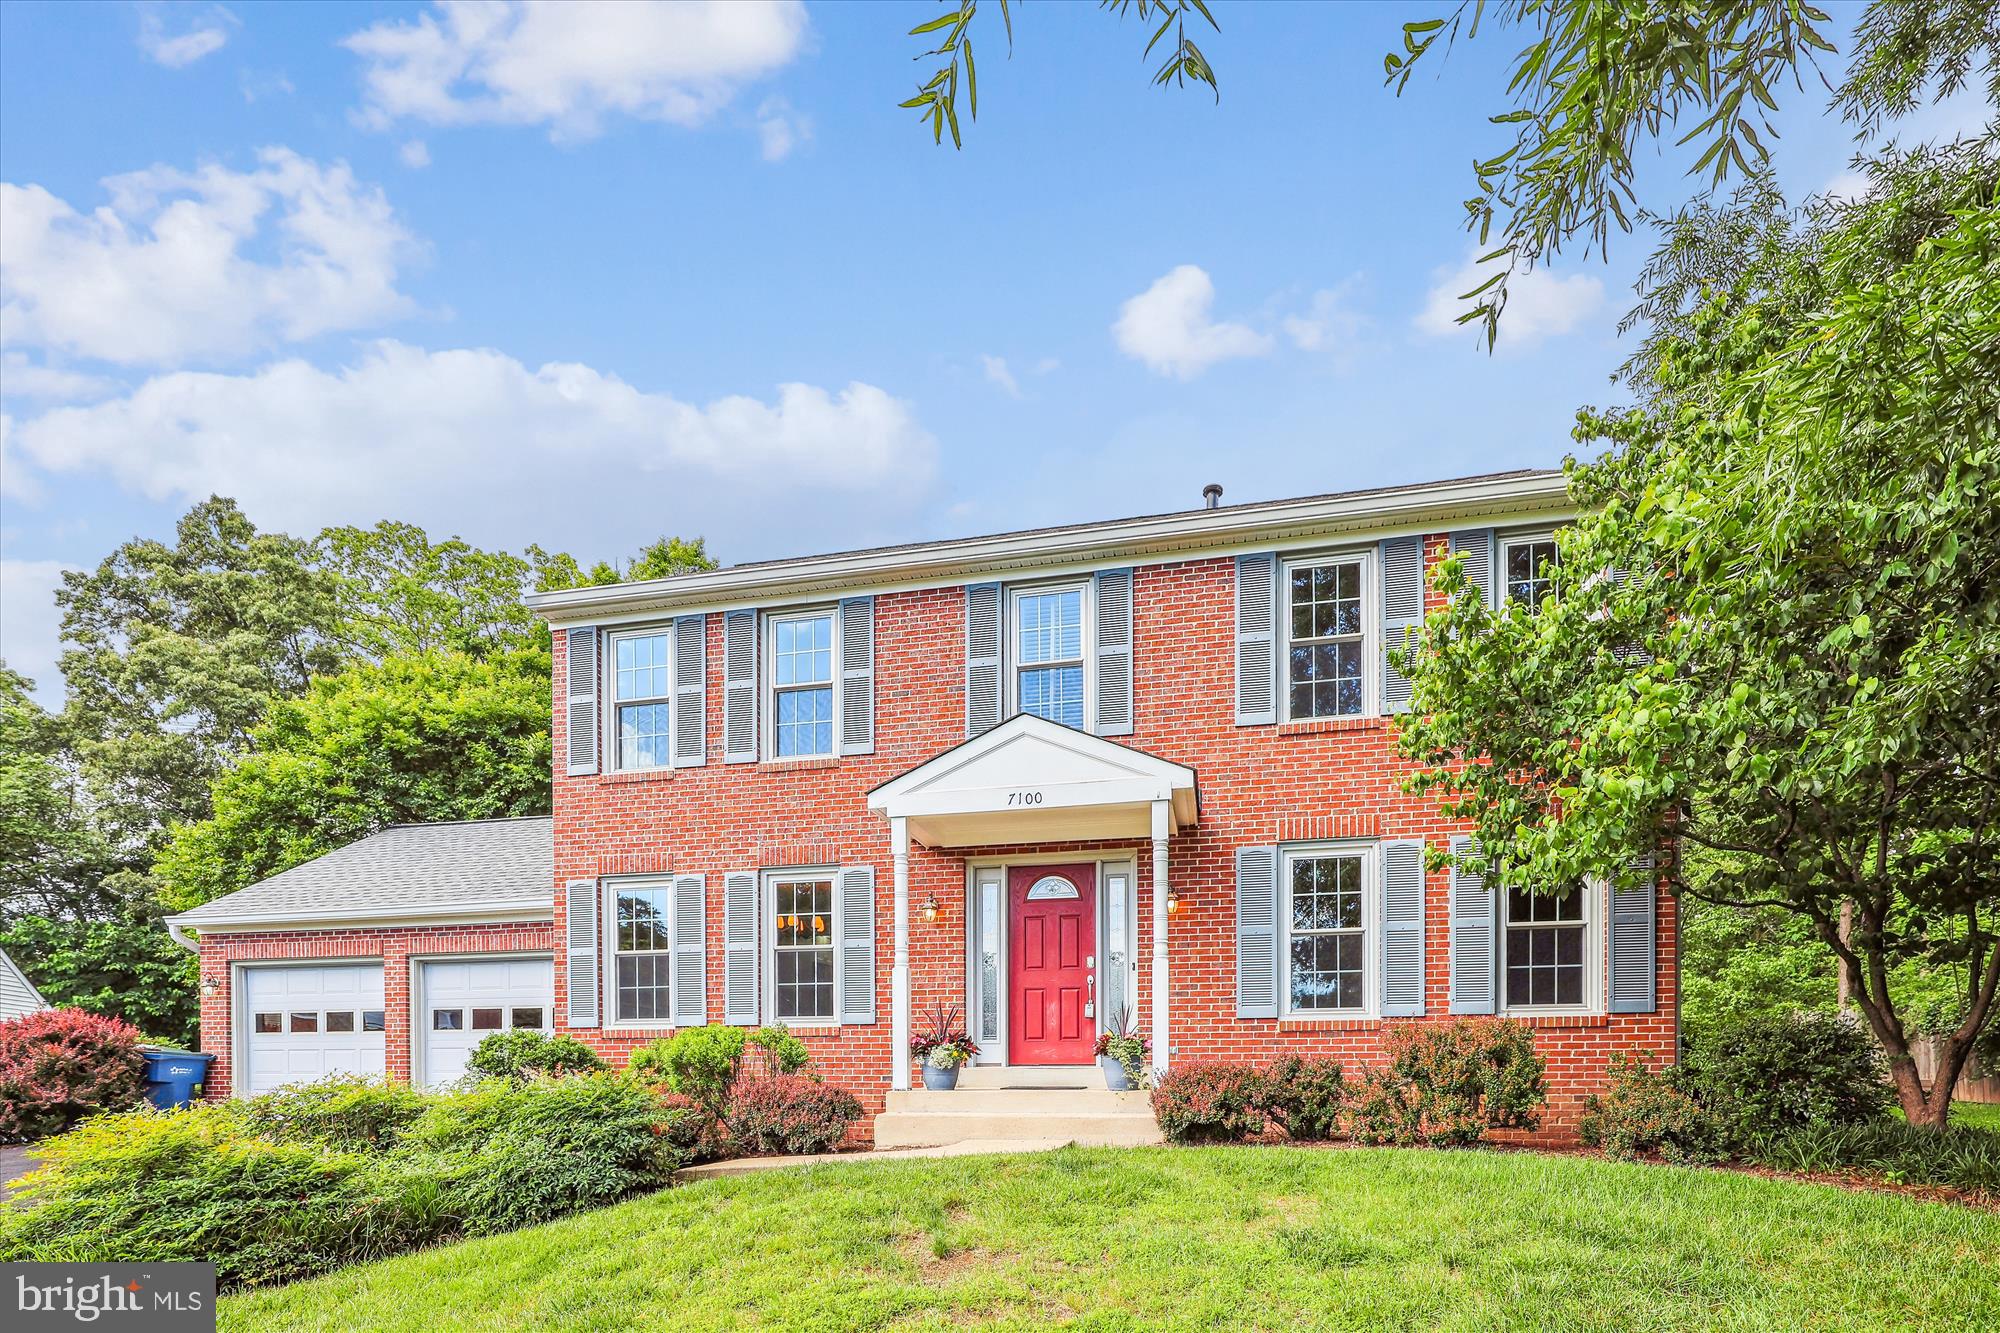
[866,714,1198,1091]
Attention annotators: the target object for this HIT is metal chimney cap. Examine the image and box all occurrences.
[1202,483,1224,509]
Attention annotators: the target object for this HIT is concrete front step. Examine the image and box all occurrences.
[955,1063,1108,1090]
[875,1081,1162,1149]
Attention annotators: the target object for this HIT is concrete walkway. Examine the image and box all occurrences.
[1,1145,40,1201]
[677,1138,1074,1179]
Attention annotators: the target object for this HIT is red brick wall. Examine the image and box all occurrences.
[199,531,1676,1141]
[196,922,555,1100]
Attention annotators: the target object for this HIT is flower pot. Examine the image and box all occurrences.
[1100,1054,1133,1092]
[922,1062,960,1091]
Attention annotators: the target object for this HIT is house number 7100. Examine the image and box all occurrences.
[1007,790,1045,806]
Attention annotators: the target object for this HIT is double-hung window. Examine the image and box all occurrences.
[610,628,672,769]
[1282,846,1371,1014]
[612,880,673,1023]
[1284,554,1368,719]
[769,610,836,758]
[1503,883,1589,1008]
[769,873,836,1021]
[1011,584,1087,729]
[1503,534,1560,612]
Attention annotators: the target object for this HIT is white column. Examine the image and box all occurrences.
[890,815,912,1092]
[1150,798,1171,1077]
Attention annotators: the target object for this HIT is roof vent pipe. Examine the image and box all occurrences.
[1202,483,1223,510]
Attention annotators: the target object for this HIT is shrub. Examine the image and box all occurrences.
[724,1074,863,1156]
[1684,1010,1892,1142]
[747,1025,811,1077]
[1580,1055,1731,1165]
[1264,1056,1347,1141]
[235,1075,428,1151]
[1350,1019,1546,1147]
[463,1029,607,1082]
[1750,1120,2000,1196]
[0,1104,407,1287]
[0,1008,147,1142]
[1152,1063,1272,1143]
[626,1025,746,1114]
[656,1091,729,1164]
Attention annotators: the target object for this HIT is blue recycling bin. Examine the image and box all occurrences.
[141,1048,214,1110]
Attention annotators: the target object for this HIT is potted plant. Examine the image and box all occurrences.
[1094,999,1150,1091]
[909,1001,978,1091]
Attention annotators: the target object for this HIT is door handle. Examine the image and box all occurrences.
[1085,971,1095,1019]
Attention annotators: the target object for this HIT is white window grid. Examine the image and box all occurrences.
[1280,550,1376,722]
[605,627,674,771]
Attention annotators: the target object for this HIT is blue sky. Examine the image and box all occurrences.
[0,1,1977,700]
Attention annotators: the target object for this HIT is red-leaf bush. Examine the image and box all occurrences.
[0,1007,147,1142]
[723,1075,863,1157]
[1579,1053,1730,1164]
[1349,1018,1546,1147]
[1263,1055,1348,1141]
[1152,1062,1274,1143]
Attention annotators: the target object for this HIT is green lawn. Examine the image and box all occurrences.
[1952,1100,2000,1133]
[220,1147,1998,1332]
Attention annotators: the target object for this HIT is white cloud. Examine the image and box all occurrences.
[9,340,938,560]
[0,558,78,701]
[1415,249,1604,348]
[138,4,234,69]
[342,1,809,143]
[755,96,811,162]
[1113,265,1274,380]
[1281,282,1365,357]
[0,148,417,367]
[399,140,433,169]
[0,353,116,403]
[980,355,1020,398]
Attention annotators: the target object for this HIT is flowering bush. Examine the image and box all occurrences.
[1152,1063,1273,1143]
[724,1074,864,1156]
[1579,1054,1730,1165]
[0,1007,147,1142]
[1349,1019,1546,1147]
[909,1001,978,1069]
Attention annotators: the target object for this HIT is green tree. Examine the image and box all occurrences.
[0,664,118,922]
[317,521,543,660]
[153,648,554,914]
[0,904,200,1046]
[1398,137,1999,1128]
[57,498,343,842]
[528,535,717,592]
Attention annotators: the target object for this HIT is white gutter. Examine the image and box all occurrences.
[165,896,554,935]
[524,470,1571,623]
[167,921,200,954]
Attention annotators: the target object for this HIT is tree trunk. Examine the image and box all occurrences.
[1836,901,1853,1008]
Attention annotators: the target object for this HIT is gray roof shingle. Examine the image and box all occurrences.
[167,816,553,927]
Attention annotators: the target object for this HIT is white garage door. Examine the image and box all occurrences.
[419,957,554,1089]
[241,964,387,1096]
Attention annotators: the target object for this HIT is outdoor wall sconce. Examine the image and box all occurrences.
[922,894,941,923]
[200,976,219,998]
[1166,887,1182,915]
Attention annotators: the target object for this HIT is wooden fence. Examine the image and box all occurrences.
[1911,1039,2000,1105]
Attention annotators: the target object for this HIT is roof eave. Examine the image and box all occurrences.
[525,470,1572,623]
[165,896,555,934]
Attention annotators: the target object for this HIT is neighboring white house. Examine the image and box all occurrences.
[0,947,51,1021]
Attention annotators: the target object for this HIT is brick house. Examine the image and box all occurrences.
[170,468,1675,1140]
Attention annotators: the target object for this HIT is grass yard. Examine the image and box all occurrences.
[1952,1100,2000,1133]
[220,1146,1999,1332]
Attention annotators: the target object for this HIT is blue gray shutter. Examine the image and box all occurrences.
[565,627,599,775]
[723,609,758,764]
[723,871,758,1025]
[1094,568,1134,736]
[1450,528,1497,610]
[1234,553,1279,726]
[1608,854,1658,1013]
[564,879,600,1028]
[965,583,1002,737]
[1379,536,1424,713]
[1380,839,1426,1016]
[1447,835,1497,1014]
[838,864,876,1024]
[838,596,875,755]
[671,614,706,767]
[1235,845,1279,1018]
[670,874,707,1027]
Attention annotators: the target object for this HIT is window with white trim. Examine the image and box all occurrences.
[1010,584,1088,730]
[768,873,836,1021]
[1282,845,1373,1014]
[608,628,672,770]
[1283,554,1370,720]
[1503,883,1589,1009]
[611,880,673,1023]
[1503,534,1560,612]
[768,610,836,758]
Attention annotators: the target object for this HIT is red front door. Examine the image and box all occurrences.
[1008,864,1097,1064]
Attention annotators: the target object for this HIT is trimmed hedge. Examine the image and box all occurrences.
[723,1075,864,1157]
